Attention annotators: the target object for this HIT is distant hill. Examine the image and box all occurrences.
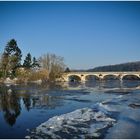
[87,61,140,72]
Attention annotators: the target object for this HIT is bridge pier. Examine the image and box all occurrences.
[81,75,86,82]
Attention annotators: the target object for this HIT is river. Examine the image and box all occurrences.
[0,80,140,138]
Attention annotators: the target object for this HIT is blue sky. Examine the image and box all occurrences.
[0,1,140,69]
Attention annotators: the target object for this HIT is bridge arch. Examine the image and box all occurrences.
[103,74,119,80]
[122,74,140,80]
[85,75,100,81]
[68,75,81,82]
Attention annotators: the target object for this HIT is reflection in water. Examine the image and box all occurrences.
[23,95,31,111]
[32,95,64,109]
[0,83,65,126]
[85,80,122,89]
[68,80,140,90]
[0,86,21,126]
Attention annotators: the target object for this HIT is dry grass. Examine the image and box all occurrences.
[28,69,49,81]
[15,68,31,81]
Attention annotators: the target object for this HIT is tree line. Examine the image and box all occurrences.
[0,39,66,82]
[88,61,140,72]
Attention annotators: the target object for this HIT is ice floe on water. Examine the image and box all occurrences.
[26,107,116,139]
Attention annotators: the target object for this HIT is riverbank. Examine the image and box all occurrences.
[0,77,42,85]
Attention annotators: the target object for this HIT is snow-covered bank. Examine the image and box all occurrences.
[26,107,116,139]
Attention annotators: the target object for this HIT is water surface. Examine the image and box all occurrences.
[0,80,140,138]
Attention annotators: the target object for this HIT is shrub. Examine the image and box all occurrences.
[15,68,31,81]
[28,69,49,81]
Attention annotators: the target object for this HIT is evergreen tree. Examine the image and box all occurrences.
[32,57,40,68]
[23,53,32,69]
[2,39,22,77]
[65,67,70,72]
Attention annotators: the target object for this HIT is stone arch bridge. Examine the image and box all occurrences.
[62,72,140,82]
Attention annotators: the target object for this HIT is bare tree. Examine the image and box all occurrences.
[38,53,65,81]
